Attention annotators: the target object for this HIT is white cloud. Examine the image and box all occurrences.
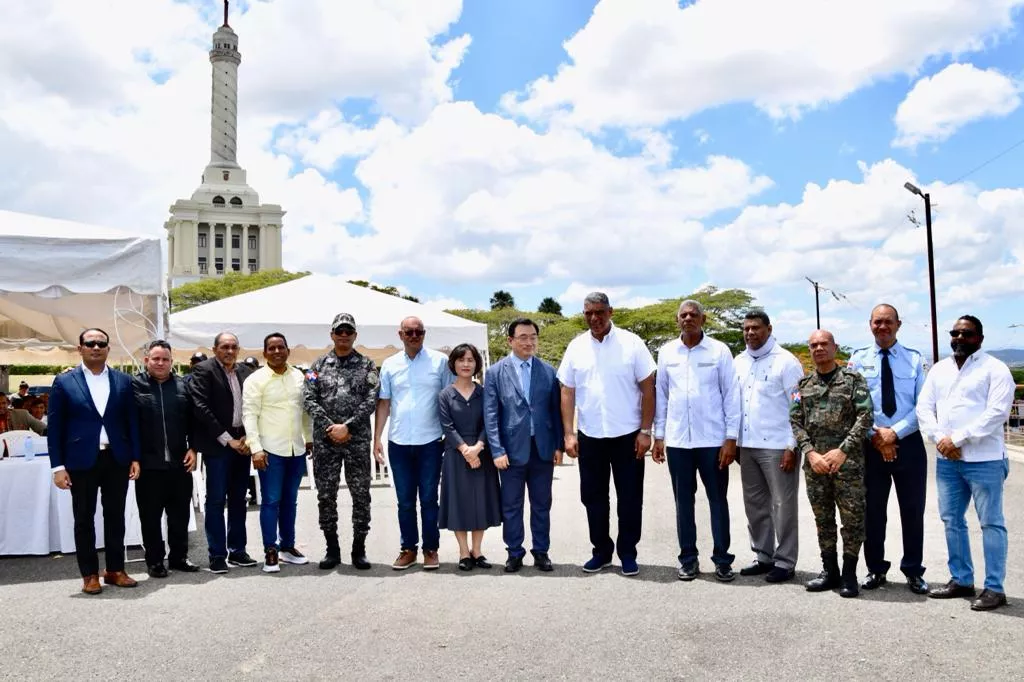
[892,63,1021,148]
[503,0,1024,130]
[694,129,711,146]
[422,296,470,311]
[555,283,660,311]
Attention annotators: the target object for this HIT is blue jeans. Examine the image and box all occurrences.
[204,447,252,560]
[936,457,1009,593]
[388,440,443,551]
[257,453,306,550]
[667,446,734,568]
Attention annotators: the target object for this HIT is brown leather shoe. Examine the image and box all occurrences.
[81,575,102,595]
[391,549,417,571]
[103,570,138,588]
[423,550,440,570]
[971,589,1008,611]
[928,579,976,599]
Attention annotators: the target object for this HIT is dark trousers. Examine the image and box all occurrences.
[135,467,193,567]
[388,440,443,551]
[667,446,734,568]
[864,430,927,577]
[204,448,251,560]
[499,439,554,557]
[578,430,645,561]
[68,449,129,577]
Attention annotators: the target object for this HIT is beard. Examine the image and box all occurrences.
[951,340,980,359]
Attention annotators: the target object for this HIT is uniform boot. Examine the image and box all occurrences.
[351,536,371,571]
[839,554,860,598]
[805,551,840,592]
[319,533,341,570]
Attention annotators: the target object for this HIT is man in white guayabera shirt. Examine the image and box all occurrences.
[917,314,1015,612]
[732,310,805,584]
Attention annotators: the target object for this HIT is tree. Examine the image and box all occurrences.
[537,297,563,316]
[490,290,515,310]
[170,269,310,313]
[347,280,420,303]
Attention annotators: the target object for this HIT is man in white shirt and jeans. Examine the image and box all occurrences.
[731,310,805,584]
[653,300,741,582]
[558,292,656,577]
[917,314,1015,611]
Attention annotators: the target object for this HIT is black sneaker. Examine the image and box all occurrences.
[677,562,699,581]
[209,557,229,574]
[715,565,736,582]
[227,551,258,568]
[147,563,168,578]
[168,558,200,573]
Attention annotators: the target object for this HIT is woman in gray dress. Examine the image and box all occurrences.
[438,343,501,571]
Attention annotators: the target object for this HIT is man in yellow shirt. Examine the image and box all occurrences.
[242,333,313,573]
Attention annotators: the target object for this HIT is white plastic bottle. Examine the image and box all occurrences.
[23,435,35,460]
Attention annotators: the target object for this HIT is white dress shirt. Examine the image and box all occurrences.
[557,324,656,439]
[82,362,111,448]
[916,350,1015,462]
[654,334,740,448]
[733,340,804,450]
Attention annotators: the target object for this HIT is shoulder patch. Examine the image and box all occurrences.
[305,369,318,383]
[790,390,801,403]
[367,371,379,387]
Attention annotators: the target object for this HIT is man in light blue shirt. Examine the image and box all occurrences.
[374,316,455,571]
[847,303,929,595]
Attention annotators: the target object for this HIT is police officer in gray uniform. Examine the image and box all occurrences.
[303,313,380,570]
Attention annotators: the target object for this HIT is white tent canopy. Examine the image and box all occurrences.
[169,274,489,364]
[0,209,164,364]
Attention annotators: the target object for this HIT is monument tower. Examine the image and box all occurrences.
[165,0,285,286]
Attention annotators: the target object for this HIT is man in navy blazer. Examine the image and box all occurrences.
[48,328,141,594]
[484,318,563,572]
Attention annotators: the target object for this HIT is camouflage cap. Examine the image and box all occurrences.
[331,312,357,332]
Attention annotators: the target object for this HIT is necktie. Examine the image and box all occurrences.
[880,348,897,418]
[520,361,531,405]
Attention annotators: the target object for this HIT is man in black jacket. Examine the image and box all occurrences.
[132,340,200,577]
[189,332,255,573]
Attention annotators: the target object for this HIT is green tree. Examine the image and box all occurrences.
[170,270,310,313]
[347,280,420,303]
[489,290,515,310]
[537,297,563,316]
[448,308,564,364]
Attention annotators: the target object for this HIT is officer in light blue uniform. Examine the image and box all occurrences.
[847,303,929,595]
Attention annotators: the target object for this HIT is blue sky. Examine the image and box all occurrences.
[1,0,1022,351]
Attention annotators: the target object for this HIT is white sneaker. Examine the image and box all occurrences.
[263,548,281,573]
[279,548,309,565]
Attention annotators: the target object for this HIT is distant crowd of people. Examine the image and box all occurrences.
[42,293,1016,612]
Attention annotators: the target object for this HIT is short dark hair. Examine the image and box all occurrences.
[507,317,540,338]
[871,303,900,321]
[447,343,483,377]
[213,332,238,348]
[79,328,109,345]
[10,396,24,408]
[146,339,172,354]
[263,332,288,351]
[957,315,984,337]
[0,392,6,399]
[743,310,771,326]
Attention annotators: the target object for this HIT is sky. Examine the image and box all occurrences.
[1,0,1023,352]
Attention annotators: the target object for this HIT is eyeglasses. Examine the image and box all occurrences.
[333,328,356,336]
[402,329,425,337]
[949,330,978,339]
[82,340,109,349]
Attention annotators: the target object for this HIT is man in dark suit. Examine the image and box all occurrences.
[189,331,256,573]
[483,318,564,573]
[48,328,141,594]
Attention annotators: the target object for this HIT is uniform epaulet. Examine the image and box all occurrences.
[840,365,863,377]
[902,345,922,358]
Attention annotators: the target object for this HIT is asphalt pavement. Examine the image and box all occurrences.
[2,447,1023,680]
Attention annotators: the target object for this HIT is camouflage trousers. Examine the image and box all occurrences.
[803,454,865,557]
[312,438,372,541]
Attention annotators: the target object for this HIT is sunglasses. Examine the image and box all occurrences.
[333,327,356,336]
[948,330,978,339]
[82,340,109,349]
[402,329,425,337]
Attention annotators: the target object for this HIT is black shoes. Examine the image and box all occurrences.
[677,562,699,581]
[168,558,200,573]
[473,554,492,569]
[351,539,371,570]
[806,552,840,592]
[209,557,229,574]
[765,567,794,583]
[532,552,553,572]
[505,555,524,573]
[715,565,735,582]
[862,573,887,590]
[907,575,929,595]
[227,551,258,568]
[929,580,977,599]
[971,589,1007,611]
[739,560,774,576]
[319,553,342,570]
[839,555,859,598]
[458,557,474,571]
[147,563,168,578]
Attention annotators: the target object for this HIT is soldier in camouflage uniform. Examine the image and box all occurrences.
[790,329,874,598]
[302,313,380,570]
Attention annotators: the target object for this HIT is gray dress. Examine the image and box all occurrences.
[438,384,501,531]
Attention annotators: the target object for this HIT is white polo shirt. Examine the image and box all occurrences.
[557,324,656,439]
[733,340,804,450]
[916,350,1015,462]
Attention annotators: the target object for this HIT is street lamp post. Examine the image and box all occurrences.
[904,181,940,366]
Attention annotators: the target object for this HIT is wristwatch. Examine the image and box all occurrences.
[639,428,652,436]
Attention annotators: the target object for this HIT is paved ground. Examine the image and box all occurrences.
[2,447,1023,681]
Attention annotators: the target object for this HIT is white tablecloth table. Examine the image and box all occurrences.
[0,456,196,556]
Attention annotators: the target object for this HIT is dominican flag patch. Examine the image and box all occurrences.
[305,370,318,383]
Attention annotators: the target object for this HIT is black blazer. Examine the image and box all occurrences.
[188,358,252,455]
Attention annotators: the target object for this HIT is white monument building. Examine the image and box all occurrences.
[165,1,284,287]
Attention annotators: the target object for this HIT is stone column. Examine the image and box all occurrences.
[241,224,248,273]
